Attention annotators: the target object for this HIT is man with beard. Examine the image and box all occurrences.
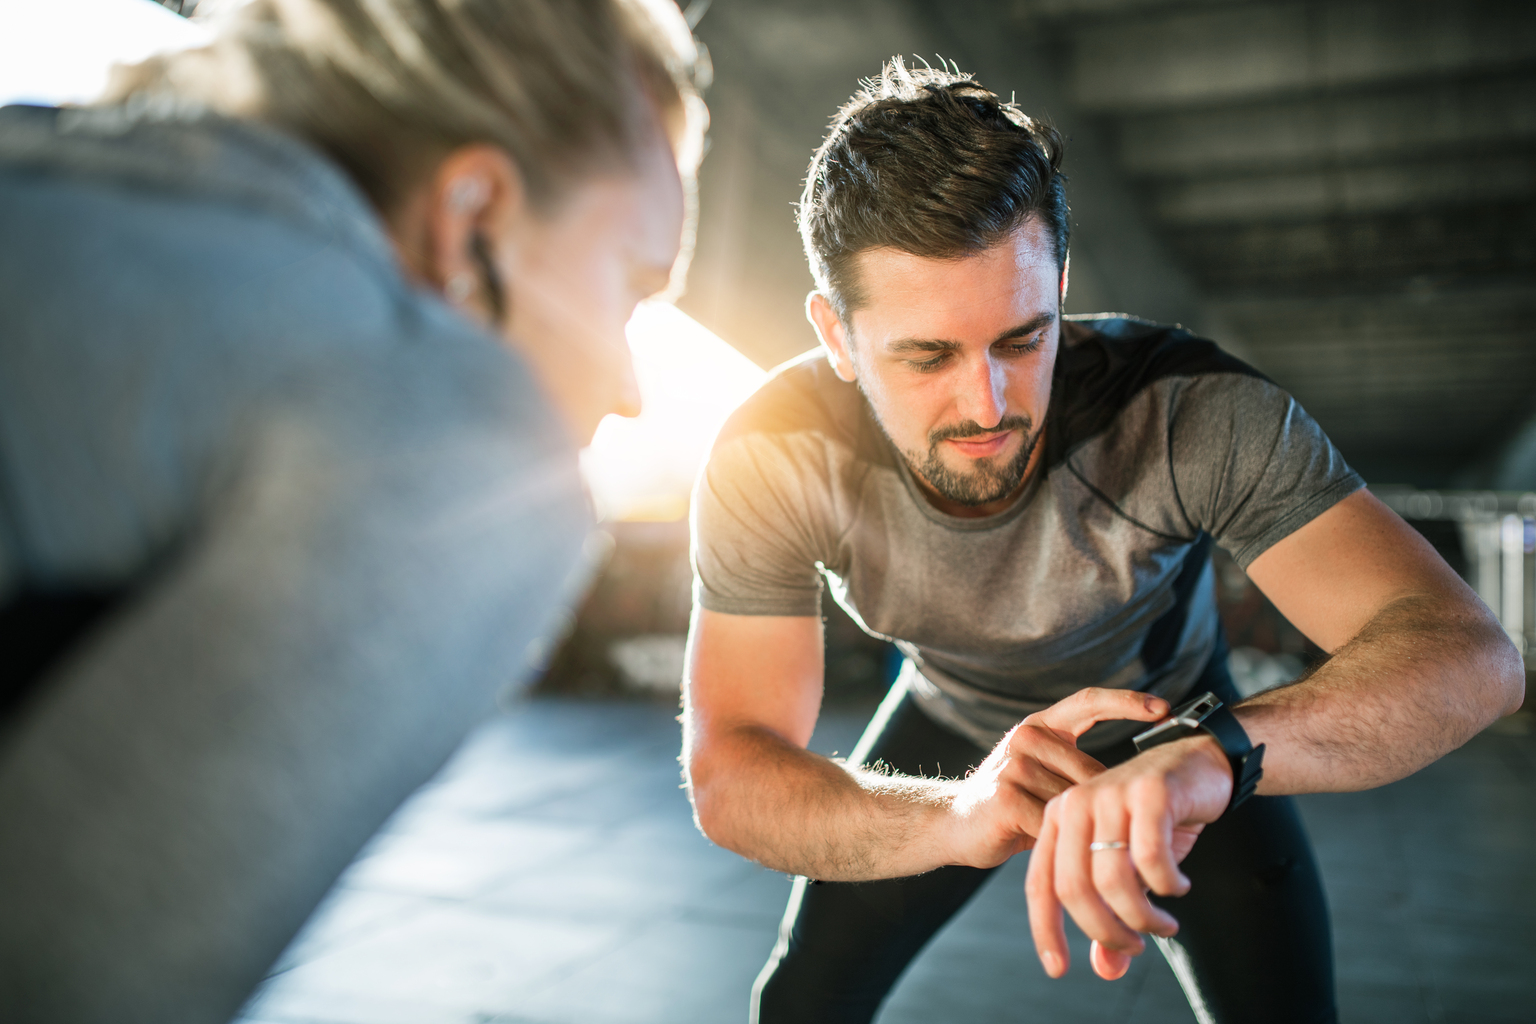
[680,62,1523,1024]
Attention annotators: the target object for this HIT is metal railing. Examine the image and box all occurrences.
[1374,487,1536,664]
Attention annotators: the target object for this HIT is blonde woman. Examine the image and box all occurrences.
[0,2,705,1021]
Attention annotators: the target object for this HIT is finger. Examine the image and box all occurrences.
[1130,780,1191,897]
[1030,688,1170,740]
[1090,940,1133,981]
[1090,797,1179,938]
[1007,724,1105,792]
[1005,751,1081,805]
[994,771,1054,840]
[1000,751,1099,839]
[1025,803,1070,978]
[1050,789,1145,956]
[1012,728,1110,786]
[1001,796,1048,843]
[1094,853,1179,938]
[1169,824,1204,864]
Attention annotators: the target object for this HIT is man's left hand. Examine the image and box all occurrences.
[1023,734,1233,980]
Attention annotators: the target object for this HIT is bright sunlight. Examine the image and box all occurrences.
[583,301,767,522]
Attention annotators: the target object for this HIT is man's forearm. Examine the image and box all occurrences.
[687,725,959,881]
[1237,593,1524,794]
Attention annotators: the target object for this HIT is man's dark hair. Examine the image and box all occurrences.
[798,59,1069,320]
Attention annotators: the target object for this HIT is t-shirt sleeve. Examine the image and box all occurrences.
[691,431,829,617]
[1169,373,1365,569]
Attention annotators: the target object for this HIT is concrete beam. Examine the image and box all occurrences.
[1115,76,1536,179]
[1213,284,1536,340]
[1146,154,1536,226]
[1014,0,1239,20]
[1251,358,1534,398]
[1250,351,1536,398]
[1165,202,1536,294]
[1069,1,1536,113]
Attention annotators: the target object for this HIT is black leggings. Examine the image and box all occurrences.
[752,667,1337,1024]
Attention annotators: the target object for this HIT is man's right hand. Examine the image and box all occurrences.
[685,608,1176,882]
[942,688,1170,869]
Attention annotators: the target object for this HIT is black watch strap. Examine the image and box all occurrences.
[1132,692,1265,813]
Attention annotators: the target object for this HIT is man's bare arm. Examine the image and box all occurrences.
[682,608,1168,881]
[1026,489,1525,980]
[683,610,954,881]
[1238,488,1524,792]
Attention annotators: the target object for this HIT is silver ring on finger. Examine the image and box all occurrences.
[1089,840,1128,852]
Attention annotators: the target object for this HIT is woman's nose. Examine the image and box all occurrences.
[612,344,642,419]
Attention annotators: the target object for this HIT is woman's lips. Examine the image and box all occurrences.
[944,431,1014,459]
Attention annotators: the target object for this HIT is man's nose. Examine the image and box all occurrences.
[954,352,1007,428]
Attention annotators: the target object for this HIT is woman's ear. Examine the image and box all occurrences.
[806,291,856,383]
[392,145,525,327]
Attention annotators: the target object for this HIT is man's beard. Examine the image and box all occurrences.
[881,413,1041,508]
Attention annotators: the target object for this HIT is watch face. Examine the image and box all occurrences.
[1132,716,1196,752]
[1173,692,1221,727]
[1134,693,1229,754]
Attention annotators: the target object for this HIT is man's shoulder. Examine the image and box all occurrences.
[713,349,882,456]
[1049,315,1268,457]
[1058,314,1264,390]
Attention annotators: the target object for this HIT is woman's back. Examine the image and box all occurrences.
[0,100,594,1023]
[0,100,575,608]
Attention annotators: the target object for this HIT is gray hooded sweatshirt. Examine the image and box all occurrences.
[0,101,593,1024]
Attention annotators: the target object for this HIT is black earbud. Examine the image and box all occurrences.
[469,232,508,327]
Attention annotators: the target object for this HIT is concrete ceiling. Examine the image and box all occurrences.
[679,0,1536,488]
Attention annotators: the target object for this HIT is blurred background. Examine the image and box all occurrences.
[4,1,1533,1021]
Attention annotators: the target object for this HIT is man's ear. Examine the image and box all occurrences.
[1059,253,1070,306]
[806,291,856,383]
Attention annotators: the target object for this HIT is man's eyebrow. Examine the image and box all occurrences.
[992,311,1057,344]
[885,311,1058,354]
[887,337,962,354]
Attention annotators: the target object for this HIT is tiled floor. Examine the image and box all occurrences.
[237,697,1536,1024]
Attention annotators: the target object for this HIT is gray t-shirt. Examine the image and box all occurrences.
[692,316,1363,748]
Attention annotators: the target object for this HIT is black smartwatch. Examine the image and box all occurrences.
[1132,692,1265,813]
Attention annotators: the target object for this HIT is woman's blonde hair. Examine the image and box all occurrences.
[106,0,708,213]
